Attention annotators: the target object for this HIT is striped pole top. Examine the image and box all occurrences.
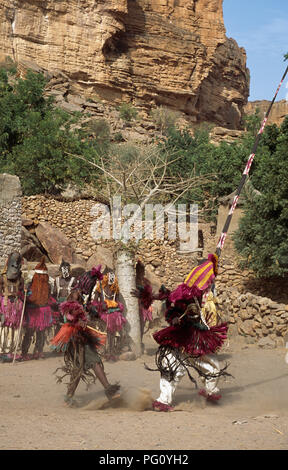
[184,253,218,291]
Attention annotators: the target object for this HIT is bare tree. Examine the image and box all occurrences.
[67,143,214,357]
[68,143,211,207]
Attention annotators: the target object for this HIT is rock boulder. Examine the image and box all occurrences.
[35,222,74,265]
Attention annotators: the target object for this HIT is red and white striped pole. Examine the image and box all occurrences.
[216,63,288,257]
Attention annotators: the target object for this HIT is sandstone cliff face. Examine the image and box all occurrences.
[0,0,249,129]
[244,100,288,127]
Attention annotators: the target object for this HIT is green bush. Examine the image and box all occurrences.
[118,102,138,122]
[157,124,255,213]
[0,67,102,195]
[150,106,180,134]
[84,118,110,142]
[233,116,288,277]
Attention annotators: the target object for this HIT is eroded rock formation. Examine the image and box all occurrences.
[0,0,249,128]
[244,99,288,127]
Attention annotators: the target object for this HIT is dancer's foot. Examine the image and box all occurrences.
[105,383,121,401]
[64,395,79,407]
[152,400,174,412]
[198,389,221,401]
[207,392,222,402]
[19,354,32,361]
[33,352,45,360]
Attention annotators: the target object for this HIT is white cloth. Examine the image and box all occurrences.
[156,351,221,405]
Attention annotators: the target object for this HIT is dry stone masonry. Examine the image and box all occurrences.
[216,266,288,348]
[21,195,288,346]
[21,195,206,287]
[0,174,22,265]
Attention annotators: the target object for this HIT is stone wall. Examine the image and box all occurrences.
[21,195,211,290]
[0,174,22,264]
[217,288,288,348]
[21,195,288,346]
[216,264,288,347]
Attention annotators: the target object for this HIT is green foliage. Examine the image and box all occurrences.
[113,131,124,142]
[83,118,111,153]
[233,116,288,277]
[84,118,110,142]
[157,123,255,214]
[157,111,288,277]
[150,106,180,135]
[243,107,261,135]
[111,142,139,166]
[0,67,102,195]
[118,102,138,122]
[0,56,17,74]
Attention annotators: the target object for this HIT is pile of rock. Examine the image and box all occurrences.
[209,127,243,145]
[217,287,288,348]
[16,63,248,149]
[43,70,247,147]
[43,71,163,145]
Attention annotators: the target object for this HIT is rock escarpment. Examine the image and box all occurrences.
[0,0,249,129]
[244,99,288,127]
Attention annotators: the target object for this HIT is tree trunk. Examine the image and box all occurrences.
[116,248,142,358]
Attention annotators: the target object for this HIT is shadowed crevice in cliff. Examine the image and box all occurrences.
[102,31,129,61]
[102,1,146,66]
[16,0,67,16]
[69,71,91,82]
[195,39,249,129]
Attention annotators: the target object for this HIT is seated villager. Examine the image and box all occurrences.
[51,288,121,407]
[132,253,230,412]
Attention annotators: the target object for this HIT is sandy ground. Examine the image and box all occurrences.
[1,332,288,452]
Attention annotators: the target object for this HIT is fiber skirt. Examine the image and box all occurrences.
[153,323,228,357]
[92,301,126,333]
[99,309,126,333]
[84,344,102,368]
[24,305,54,331]
[51,323,106,352]
[0,297,23,329]
[140,306,153,323]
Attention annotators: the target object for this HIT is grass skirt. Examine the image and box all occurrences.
[0,297,23,329]
[99,306,126,333]
[153,322,228,357]
[24,304,54,331]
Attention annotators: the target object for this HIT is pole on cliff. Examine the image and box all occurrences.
[216,62,288,258]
